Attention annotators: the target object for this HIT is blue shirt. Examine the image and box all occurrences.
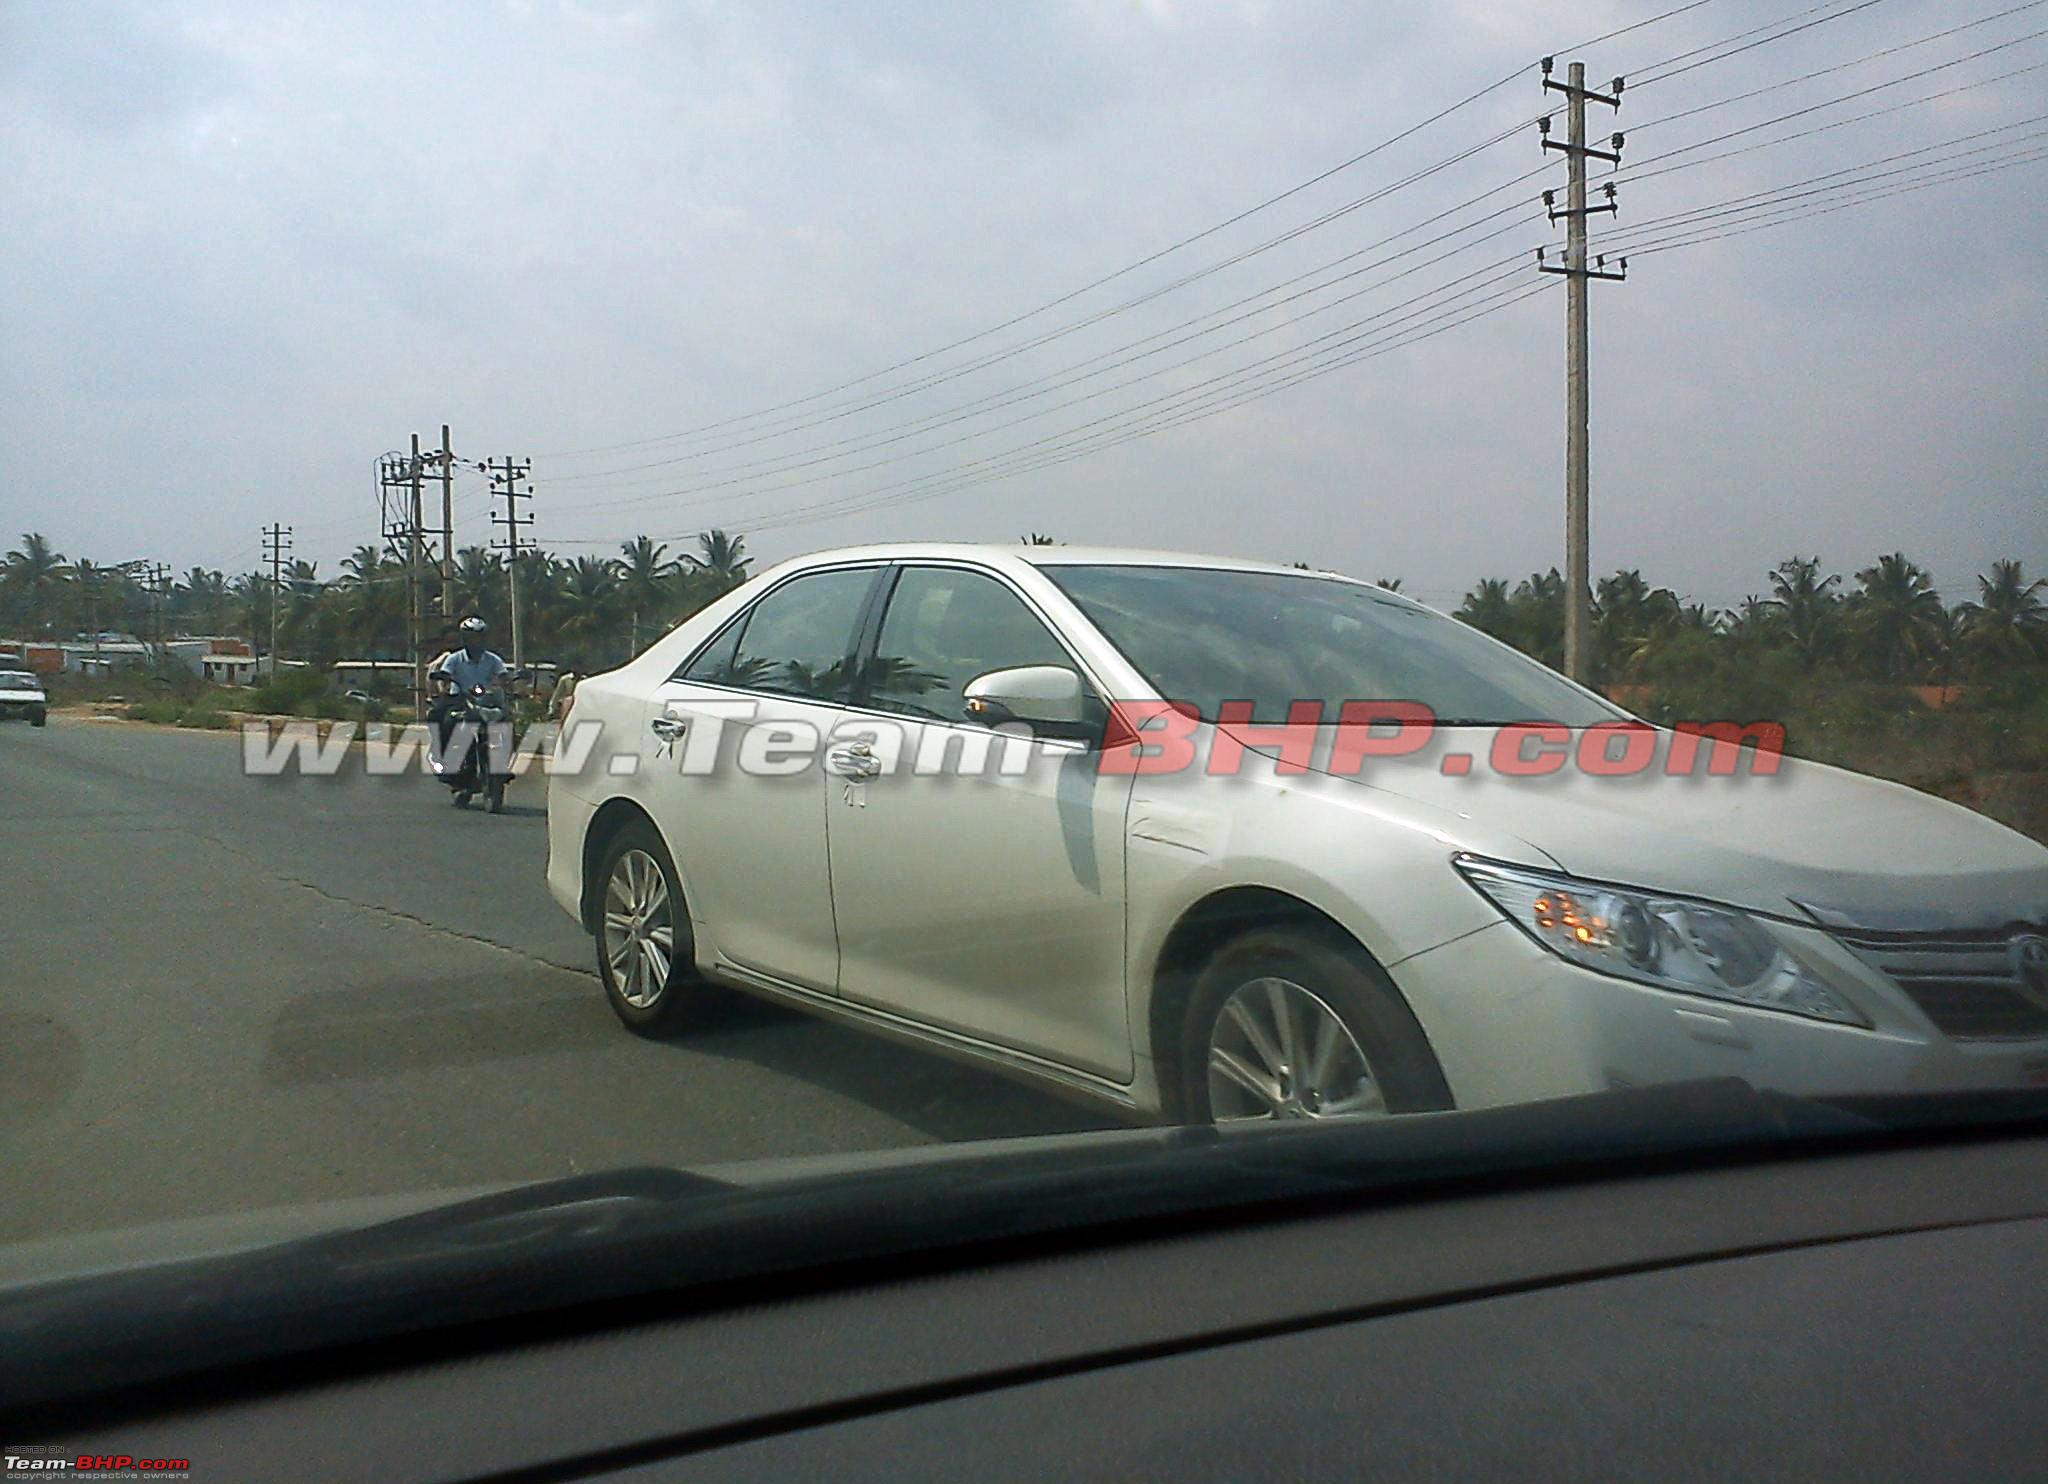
[432,648,509,692]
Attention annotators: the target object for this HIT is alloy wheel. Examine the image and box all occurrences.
[603,848,675,1008]
[1205,976,1385,1122]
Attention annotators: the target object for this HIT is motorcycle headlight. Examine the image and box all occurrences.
[1455,857,1867,1027]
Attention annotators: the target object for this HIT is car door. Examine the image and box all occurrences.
[825,563,1135,1081]
[641,563,883,993]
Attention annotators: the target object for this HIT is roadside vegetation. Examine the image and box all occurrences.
[5,531,2042,840]
[1450,555,2048,842]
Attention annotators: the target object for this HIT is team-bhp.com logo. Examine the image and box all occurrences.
[238,704,1787,781]
[2,1449,190,1479]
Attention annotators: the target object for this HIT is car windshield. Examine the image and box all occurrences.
[0,672,39,690]
[1046,564,1622,725]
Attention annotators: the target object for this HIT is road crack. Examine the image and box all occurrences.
[162,818,593,978]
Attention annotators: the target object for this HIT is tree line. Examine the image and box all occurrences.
[0,531,753,676]
[1448,554,2045,688]
[4,531,2042,691]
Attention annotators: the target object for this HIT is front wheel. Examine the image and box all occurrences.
[30,712,46,727]
[1179,927,1451,1125]
[594,818,699,1033]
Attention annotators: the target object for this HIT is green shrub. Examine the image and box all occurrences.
[124,700,184,724]
[180,707,233,730]
[248,669,331,714]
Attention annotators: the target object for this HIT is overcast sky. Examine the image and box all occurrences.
[2,0,2043,610]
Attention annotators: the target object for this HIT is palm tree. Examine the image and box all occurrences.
[1503,569,1566,670]
[1020,533,1060,546]
[1766,556,1842,669]
[1455,578,1515,640]
[2,533,69,634]
[553,555,622,668]
[618,536,678,655]
[1372,576,1404,592]
[69,559,117,643]
[682,529,750,597]
[177,568,231,632]
[448,546,507,620]
[1595,569,1682,680]
[1725,594,1777,653]
[1845,552,1945,680]
[1953,559,2046,673]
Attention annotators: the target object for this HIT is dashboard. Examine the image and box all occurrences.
[34,1130,2048,1481]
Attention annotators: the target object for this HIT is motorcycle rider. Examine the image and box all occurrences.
[428,615,510,805]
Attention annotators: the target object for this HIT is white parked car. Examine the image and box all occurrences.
[0,669,48,726]
[546,545,2048,1123]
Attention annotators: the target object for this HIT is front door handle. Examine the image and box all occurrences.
[827,744,881,780]
[650,715,687,742]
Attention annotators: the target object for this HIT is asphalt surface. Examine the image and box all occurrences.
[0,715,1109,1247]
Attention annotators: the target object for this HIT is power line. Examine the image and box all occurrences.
[534,3,1965,485]
[534,7,1759,465]
[549,267,1554,544]
[1627,0,2046,134]
[534,76,1538,462]
[1632,0,1893,85]
[543,202,1548,503]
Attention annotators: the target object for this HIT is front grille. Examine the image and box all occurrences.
[1832,929,2048,1041]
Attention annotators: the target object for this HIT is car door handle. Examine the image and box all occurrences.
[650,715,688,742]
[827,744,881,780]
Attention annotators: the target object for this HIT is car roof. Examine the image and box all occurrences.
[772,542,1353,579]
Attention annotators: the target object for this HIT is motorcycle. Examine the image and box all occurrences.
[430,682,515,813]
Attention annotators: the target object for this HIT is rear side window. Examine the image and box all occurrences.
[677,616,743,686]
[683,567,876,701]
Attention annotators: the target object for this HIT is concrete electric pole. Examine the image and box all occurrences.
[489,457,534,673]
[440,423,454,619]
[1537,58,1626,686]
[261,522,293,677]
[408,432,427,719]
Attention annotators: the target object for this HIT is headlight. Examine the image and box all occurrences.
[1455,857,1867,1027]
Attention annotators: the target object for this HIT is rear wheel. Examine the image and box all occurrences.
[1178,927,1450,1125]
[30,712,46,727]
[484,773,506,813]
[594,817,699,1033]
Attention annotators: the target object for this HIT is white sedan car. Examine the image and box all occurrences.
[547,545,2048,1123]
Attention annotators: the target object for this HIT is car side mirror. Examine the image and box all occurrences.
[963,664,1096,743]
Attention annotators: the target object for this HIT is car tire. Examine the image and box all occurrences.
[593,816,700,1034]
[31,712,46,727]
[1178,926,1452,1125]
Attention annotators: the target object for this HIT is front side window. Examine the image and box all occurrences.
[867,567,1076,724]
[685,567,876,701]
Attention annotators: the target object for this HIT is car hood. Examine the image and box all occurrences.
[1222,723,2048,931]
[0,687,44,701]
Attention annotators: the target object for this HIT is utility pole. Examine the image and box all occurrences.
[408,432,426,719]
[1537,58,1626,685]
[145,562,171,661]
[488,457,534,673]
[262,523,293,677]
[439,423,454,618]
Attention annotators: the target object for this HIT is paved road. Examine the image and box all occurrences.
[0,717,1109,1245]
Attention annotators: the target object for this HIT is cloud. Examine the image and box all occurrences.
[0,0,2043,605]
